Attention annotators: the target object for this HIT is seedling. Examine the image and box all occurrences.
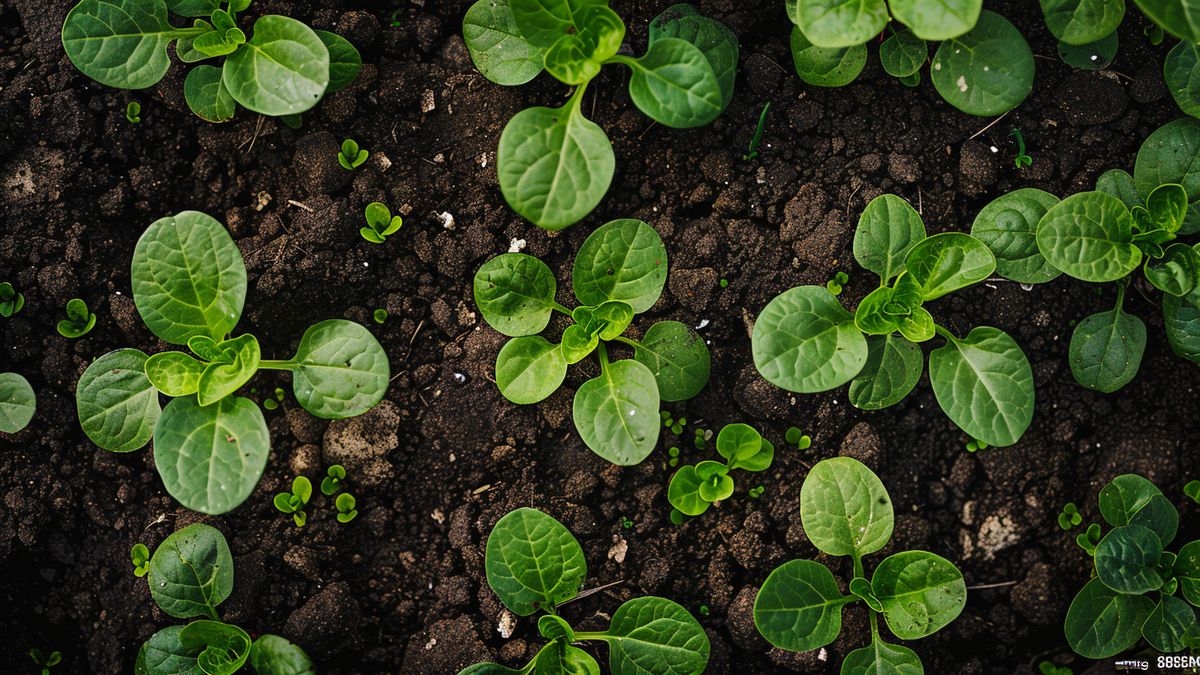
[784,426,811,449]
[360,201,402,243]
[965,437,989,453]
[787,3,1032,116]
[1058,502,1082,530]
[825,271,848,295]
[134,524,315,674]
[1186,479,1200,504]
[463,2,738,229]
[0,372,36,434]
[62,0,361,122]
[458,508,709,674]
[261,386,284,411]
[130,543,150,577]
[273,476,312,527]
[56,298,96,338]
[474,218,710,465]
[748,485,765,498]
[126,101,141,124]
[755,458,967,671]
[1041,0,1200,81]
[321,464,347,496]
[743,101,770,161]
[754,193,1035,447]
[621,517,633,529]
[338,139,368,170]
[666,446,681,468]
[373,308,388,324]
[28,648,62,675]
[1063,474,1200,658]
[693,427,713,450]
[0,282,24,317]
[668,423,772,519]
[719,277,728,288]
[75,212,390,515]
[1075,523,1101,556]
[1038,661,1072,675]
[335,493,358,523]
[660,409,686,434]
[1011,128,1032,168]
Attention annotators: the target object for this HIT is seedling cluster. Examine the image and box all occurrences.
[668,423,773,519]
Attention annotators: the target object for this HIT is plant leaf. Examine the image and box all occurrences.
[841,639,923,675]
[930,11,1034,116]
[1167,41,1200,119]
[496,336,567,404]
[929,326,1034,447]
[970,188,1063,284]
[475,253,558,337]
[314,30,361,94]
[291,319,390,419]
[871,550,967,639]
[62,0,178,89]
[648,4,739,109]
[1096,168,1141,209]
[892,0,981,40]
[76,349,161,453]
[848,334,923,410]
[752,286,868,393]
[1037,191,1140,282]
[753,559,848,652]
[184,65,236,123]
[145,351,206,397]
[1094,524,1164,594]
[196,334,260,406]
[222,15,329,116]
[463,0,547,85]
[903,232,996,301]
[790,0,888,48]
[1058,31,1119,69]
[879,29,927,78]
[854,194,927,284]
[623,37,723,128]
[1134,118,1200,234]
[1143,595,1197,653]
[667,465,710,516]
[509,0,604,47]
[0,372,36,434]
[788,26,866,87]
[1069,306,1146,393]
[1099,474,1179,545]
[1039,0,1125,44]
[573,219,668,313]
[248,634,316,675]
[1064,578,1154,658]
[632,320,711,401]
[801,456,893,556]
[1133,0,1200,42]
[602,596,710,675]
[573,359,660,465]
[148,523,233,619]
[179,620,252,675]
[485,507,586,615]
[1175,540,1200,606]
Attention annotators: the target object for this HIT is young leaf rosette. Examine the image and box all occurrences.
[474,218,710,465]
[754,458,967,672]
[752,193,1035,447]
[668,423,774,517]
[75,211,389,515]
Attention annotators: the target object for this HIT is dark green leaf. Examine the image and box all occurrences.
[1039,0,1125,44]
[753,559,849,652]
[970,188,1062,284]
[752,286,868,393]
[871,550,966,639]
[76,349,161,453]
[62,0,180,89]
[622,37,723,128]
[788,26,866,87]
[790,0,888,48]
[573,359,660,465]
[892,0,981,40]
[930,11,1034,116]
[1069,306,1146,392]
[1036,191,1140,282]
[485,507,586,615]
[314,30,361,94]
[291,320,390,419]
[222,16,329,116]
[248,635,316,675]
[495,336,567,404]
[854,194,927,284]
[903,232,996,300]
[879,29,926,78]
[1064,578,1154,658]
[1094,524,1164,594]
[475,253,557,337]
[632,321,711,401]
[463,0,547,85]
[1057,31,1118,70]
[801,457,893,556]
[573,219,668,313]
[602,596,710,675]
[1134,118,1200,234]
[147,524,233,619]
[184,65,236,123]
[848,334,923,410]
[648,4,739,109]
[1142,595,1197,653]
[929,326,1034,447]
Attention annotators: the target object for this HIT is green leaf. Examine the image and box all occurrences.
[154,395,269,514]
[1069,306,1146,393]
[62,0,179,89]
[879,29,926,78]
[463,0,547,85]
[849,334,923,410]
[788,26,866,87]
[148,523,233,619]
[970,188,1063,284]
[1039,0,1125,44]
[510,0,603,47]
[1143,595,1197,653]
[535,639,600,675]
[1145,182,1190,233]
[929,326,1034,447]
[573,359,660,465]
[896,306,935,343]
[77,349,161,453]
[291,319,390,419]
[313,30,361,94]
[498,100,614,230]
[145,351,206,397]
[485,507,586,615]
[668,465,710,516]
[622,37,723,128]
[183,65,236,122]
[1164,287,1200,364]
[648,4,739,109]
[1064,578,1154,658]
[697,471,734,502]
[930,11,1034,116]
[790,0,888,48]
[222,16,329,116]
[1133,0,1200,42]
[1175,540,1200,606]
[167,0,220,17]
[196,334,260,406]
[1146,242,1200,296]
[544,7,623,85]
[1099,474,1179,545]
[1058,31,1118,70]
[1036,191,1140,282]
[1094,524,1164,594]
[496,336,567,404]
[561,323,600,364]
[1096,168,1141,209]
[892,0,981,40]
[841,640,923,675]
[753,559,848,652]
[1167,41,1200,119]
[573,219,668,313]
[854,286,902,336]
[632,321,710,401]
[475,253,558,337]
[0,372,35,434]
[715,423,772,472]
[140,626,202,675]
[854,194,927,284]
[248,635,316,675]
[801,456,893,556]
[601,596,710,675]
[871,550,967,639]
[180,620,251,675]
[752,286,868,393]
[903,232,996,300]
[1135,118,1200,234]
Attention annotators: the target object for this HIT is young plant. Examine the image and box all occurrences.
[1058,502,1083,530]
[131,543,151,577]
[668,423,772,519]
[474,218,711,465]
[1186,479,1200,504]
[74,212,390,515]
[273,476,312,527]
[462,1,738,230]
[321,465,346,496]
[260,386,284,411]
[372,308,387,324]
[754,457,967,671]
[335,493,358,523]
[134,524,315,674]
[57,298,96,338]
[62,0,360,123]
[786,3,1033,116]
[0,281,24,317]
[784,426,811,449]
[753,193,1035,447]
[361,202,402,243]
[825,270,849,295]
[126,101,141,124]
[1063,474,1200,658]
[29,648,62,675]
[743,101,770,161]
[458,508,709,674]
[0,372,36,434]
[338,139,368,170]
[1011,128,1032,168]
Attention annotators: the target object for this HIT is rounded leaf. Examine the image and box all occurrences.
[929,326,1034,447]
[475,254,557,337]
[624,37,723,128]
[667,465,710,517]
[841,640,923,675]
[879,29,927,78]
[648,4,739,109]
[485,507,586,615]
[145,351,206,397]
[1058,31,1118,70]
[1133,0,1200,42]
[892,0,981,40]
[248,634,316,675]
[791,0,888,48]
[753,559,848,652]
[752,286,868,393]
[62,0,176,89]
[222,15,329,116]
[604,596,710,675]
[573,219,668,313]
[184,65,236,123]
[77,349,161,453]
[1099,474,1179,545]
[572,359,660,465]
[148,523,233,619]
[1134,118,1200,234]
[904,232,996,300]
[1095,524,1164,594]
[1069,307,1146,393]
[1174,540,1200,606]
[854,194,927,284]
[789,26,866,87]
[632,321,711,401]
[801,457,893,557]
[196,335,260,406]
[848,334,923,410]
[1039,0,1125,44]
[0,372,36,434]
[314,30,361,93]
[1096,168,1141,209]
[1143,595,1197,653]
[1167,42,1200,118]
[930,11,1034,116]
[1065,578,1155,658]
[496,336,567,404]
[1037,191,1140,282]
[871,550,967,639]
[463,0,546,85]
[970,188,1063,284]
[292,320,390,419]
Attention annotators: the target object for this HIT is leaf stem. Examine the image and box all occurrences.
[571,631,611,642]
[613,335,642,349]
[1115,280,1128,311]
[258,359,299,371]
[596,342,610,377]
[933,323,957,343]
[552,301,574,316]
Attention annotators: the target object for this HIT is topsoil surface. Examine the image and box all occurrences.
[1,0,1198,673]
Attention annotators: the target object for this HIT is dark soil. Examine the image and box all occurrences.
[1,0,1198,673]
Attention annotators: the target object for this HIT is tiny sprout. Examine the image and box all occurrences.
[130,543,150,578]
[1011,128,1032,169]
[668,446,681,458]
[698,604,710,616]
[361,202,402,243]
[321,464,347,496]
[966,438,989,452]
[339,139,369,170]
[273,476,312,527]
[0,282,24,317]
[825,271,849,296]
[742,101,770,161]
[719,278,728,288]
[669,508,685,525]
[693,427,712,450]
[373,308,388,324]
[749,485,765,499]
[56,298,96,338]
[1075,522,1101,556]
[335,492,358,523]
[1185,479,1200,504]
[262,387,285,411]
[1057,502,1082,530]
[388,10,403,27]
[1038,661,1072,675]
[784,426,811,449]
[622,517,633,529]
[126,101,141,124]
[28,648,62,675]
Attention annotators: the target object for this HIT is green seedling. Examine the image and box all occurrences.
[335,492,358,523]
[74,212,390,515]
[0,372,36,434]
[361,202,401,243]
[273,476,312,527]
[668,423,773,518]
[29,648,62,675]
[698,604,709,616]
[131,543,150,577]
[1038,661,1072,675]
[755,457,967,671]
[0,282,24,317]
[1064,474,1200,658]
[321,464,347,496]
[134,524,316,674]
[463,2,738,230]
[1011,128,1032,168]
[373,309,388,324]
[261,386,284,411]
[784,426,811,449]
[458,508,709,674]
[743,101,770,161]
[126,101,141,124]
[475,218,711,465]
[1186,479,1200,504]
[660,409,686,434]
[621,517,633,529]
[825,271,848,296]
[787,3,1032,116]
[57,298,96,338]
[1058,502,1083,530]
[965,437,989,453]
[1146,23,1165,45]
[693,427,712,450]
[748,485,765,499]
[666,445,681,469]
[1075,522,1101,556]
[755,193,1035,447]
[62,0,361,122]
[338,139,368,170]
[388,10,402,27]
